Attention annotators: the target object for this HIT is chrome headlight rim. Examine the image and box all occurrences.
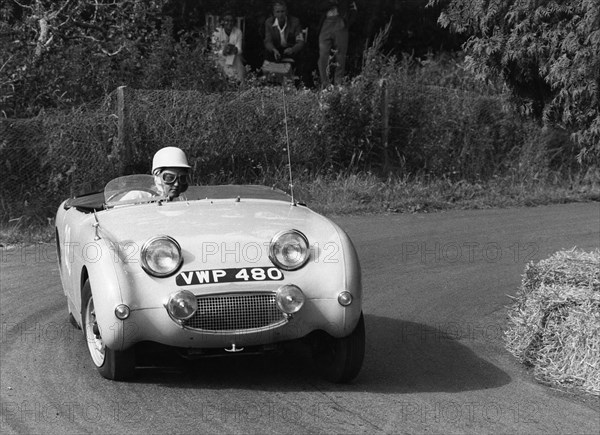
[276,284,305,314]
[269,229,310,271]
[140,235,183,278]
[166,290,197,321]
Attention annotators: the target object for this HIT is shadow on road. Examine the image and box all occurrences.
[129,314,511,393]
[358,315,511,393]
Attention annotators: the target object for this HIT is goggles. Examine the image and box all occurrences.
[159,171,189,185]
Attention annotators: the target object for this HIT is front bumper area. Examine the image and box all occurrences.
[110,298,361,351]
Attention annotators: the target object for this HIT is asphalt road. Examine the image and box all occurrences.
[1,202,599,434]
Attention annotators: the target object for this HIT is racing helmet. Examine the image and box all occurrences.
[152,147,191,173]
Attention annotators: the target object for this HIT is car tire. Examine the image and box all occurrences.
[82,280,135,381]
[312,312,365,383]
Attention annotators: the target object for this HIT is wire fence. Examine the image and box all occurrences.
[1,81,551,224]
[1,100,121,223]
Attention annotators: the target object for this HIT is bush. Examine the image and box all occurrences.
[0,43,592,223]
[435,0,600,161]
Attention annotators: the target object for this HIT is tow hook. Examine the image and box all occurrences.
[224,344,244,353]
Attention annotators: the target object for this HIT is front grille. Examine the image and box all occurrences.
[183,293,286,332]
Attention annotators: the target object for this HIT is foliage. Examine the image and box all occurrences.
[0,0,233,117]
[429,0,600,162]
[1,0,465,118]
[2,16,595,225]
[3,49,590,223]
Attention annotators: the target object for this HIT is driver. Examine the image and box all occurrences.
[116,147,191,203]
[151,146,191,200]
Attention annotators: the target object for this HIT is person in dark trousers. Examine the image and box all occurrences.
[318,0,358,87]
[264,1,306,64]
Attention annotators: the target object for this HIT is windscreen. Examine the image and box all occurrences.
[104,175,166,207]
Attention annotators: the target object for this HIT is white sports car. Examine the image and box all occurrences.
[55,175,365,382]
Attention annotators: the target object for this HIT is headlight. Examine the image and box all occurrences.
[269,229,310,271]
[276,284,305,314]
[166,290,197,320]
[141,235,183,277]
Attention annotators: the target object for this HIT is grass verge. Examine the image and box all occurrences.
[1,173,599,245]
[505,249,600,396]
[295,172,600,215]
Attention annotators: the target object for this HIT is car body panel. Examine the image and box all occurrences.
[56,181,362,353]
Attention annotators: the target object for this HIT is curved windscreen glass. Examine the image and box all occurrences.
[104,175,166,207]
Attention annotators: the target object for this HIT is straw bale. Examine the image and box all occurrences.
[522,248,600,292]
[505,248,600,396]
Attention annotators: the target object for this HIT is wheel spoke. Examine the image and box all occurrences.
[85,297,106,367]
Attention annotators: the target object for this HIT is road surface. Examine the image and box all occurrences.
[1,202,599,433]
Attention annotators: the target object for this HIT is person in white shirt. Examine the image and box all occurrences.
[211,12,245,81]
[263,1,305,64]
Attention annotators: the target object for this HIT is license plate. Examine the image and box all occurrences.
[176,267,284,286]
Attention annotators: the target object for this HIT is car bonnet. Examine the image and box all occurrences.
[94,198,344,269]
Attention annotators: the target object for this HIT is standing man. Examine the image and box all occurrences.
[318,0,358,87]
[264,1,305,65]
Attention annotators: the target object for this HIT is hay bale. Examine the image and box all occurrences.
[505,248,600,396]
[522,249,600,292]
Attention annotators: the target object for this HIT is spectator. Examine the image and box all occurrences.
[211,12,245,82]
[318,0,358,87]
[263,1,305,65]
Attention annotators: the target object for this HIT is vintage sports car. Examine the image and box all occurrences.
[55,174,365,382]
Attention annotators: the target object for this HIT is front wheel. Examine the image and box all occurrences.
[82,280,135,381]
[312,312,365,383]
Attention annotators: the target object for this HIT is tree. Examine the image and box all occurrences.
[430,0,600,161]
[1,0,463,118]
[1,0,169,116]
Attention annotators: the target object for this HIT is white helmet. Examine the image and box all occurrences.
[152,147,191,173]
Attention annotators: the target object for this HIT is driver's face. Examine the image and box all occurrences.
[155,167,189,200]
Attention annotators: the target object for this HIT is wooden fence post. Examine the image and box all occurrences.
[116,85,130,175]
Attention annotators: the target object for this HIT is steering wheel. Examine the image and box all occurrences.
[106,187,158,203]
